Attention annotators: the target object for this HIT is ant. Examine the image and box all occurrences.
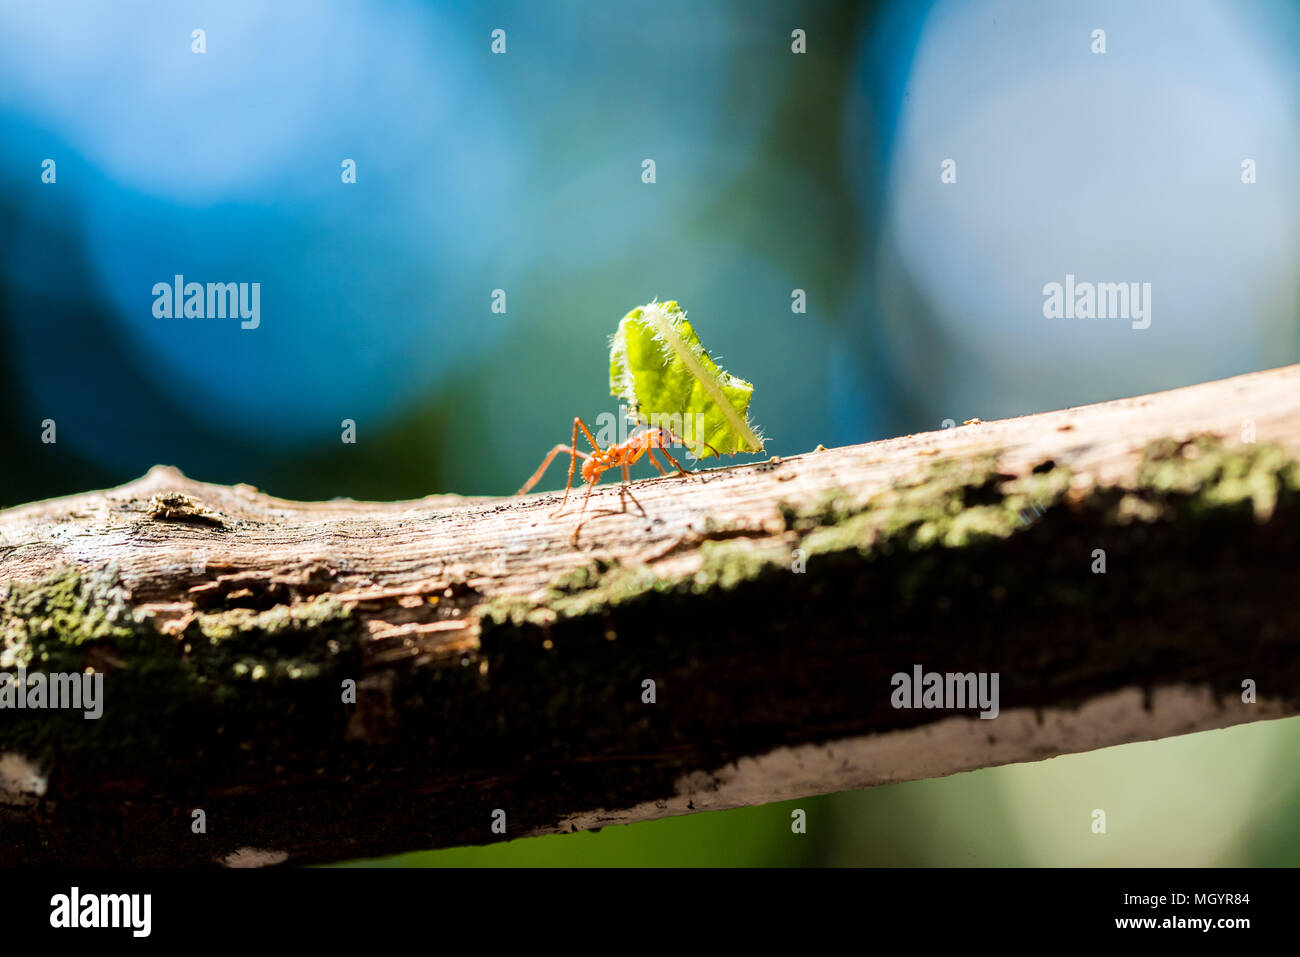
[518,417,719,540]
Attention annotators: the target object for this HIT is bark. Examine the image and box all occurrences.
[2,364,1299,866]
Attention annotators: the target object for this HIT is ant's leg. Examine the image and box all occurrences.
[653,444,691,477]
[618,463,647,517]
[643,448,670,476]
[621,483,646,518]
[575,416,601,452]
[617,463,633,510]
[660,428,714,474]
[547,418,588,517]
[518,444,586,496]
[551,416,609,519]
[569,475,601,541]
[573,481,645,542]
[658,427,720,465]
[638,428,691,476]
[627,429,673,472]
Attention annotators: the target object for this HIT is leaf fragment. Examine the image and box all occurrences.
[609,300,764,459]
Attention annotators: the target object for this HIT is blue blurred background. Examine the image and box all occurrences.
[2,0,1298,865]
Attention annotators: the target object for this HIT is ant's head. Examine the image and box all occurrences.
[581,457,604,484]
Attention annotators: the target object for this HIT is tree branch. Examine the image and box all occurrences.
[3,364,1299,866]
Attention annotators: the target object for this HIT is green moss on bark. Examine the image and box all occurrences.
[1,565,138,672]
[0,566,361,773]
[481,435,1299,627]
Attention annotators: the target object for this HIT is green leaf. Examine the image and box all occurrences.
[609,299,764,459]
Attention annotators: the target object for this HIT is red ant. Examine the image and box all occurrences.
[518,417,718,540]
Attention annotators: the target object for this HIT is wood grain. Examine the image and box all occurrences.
[1,364,1298,865]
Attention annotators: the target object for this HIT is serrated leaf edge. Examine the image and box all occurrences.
[629,301,764,455]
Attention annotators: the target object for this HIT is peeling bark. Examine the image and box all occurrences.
[2,364,1299,866]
